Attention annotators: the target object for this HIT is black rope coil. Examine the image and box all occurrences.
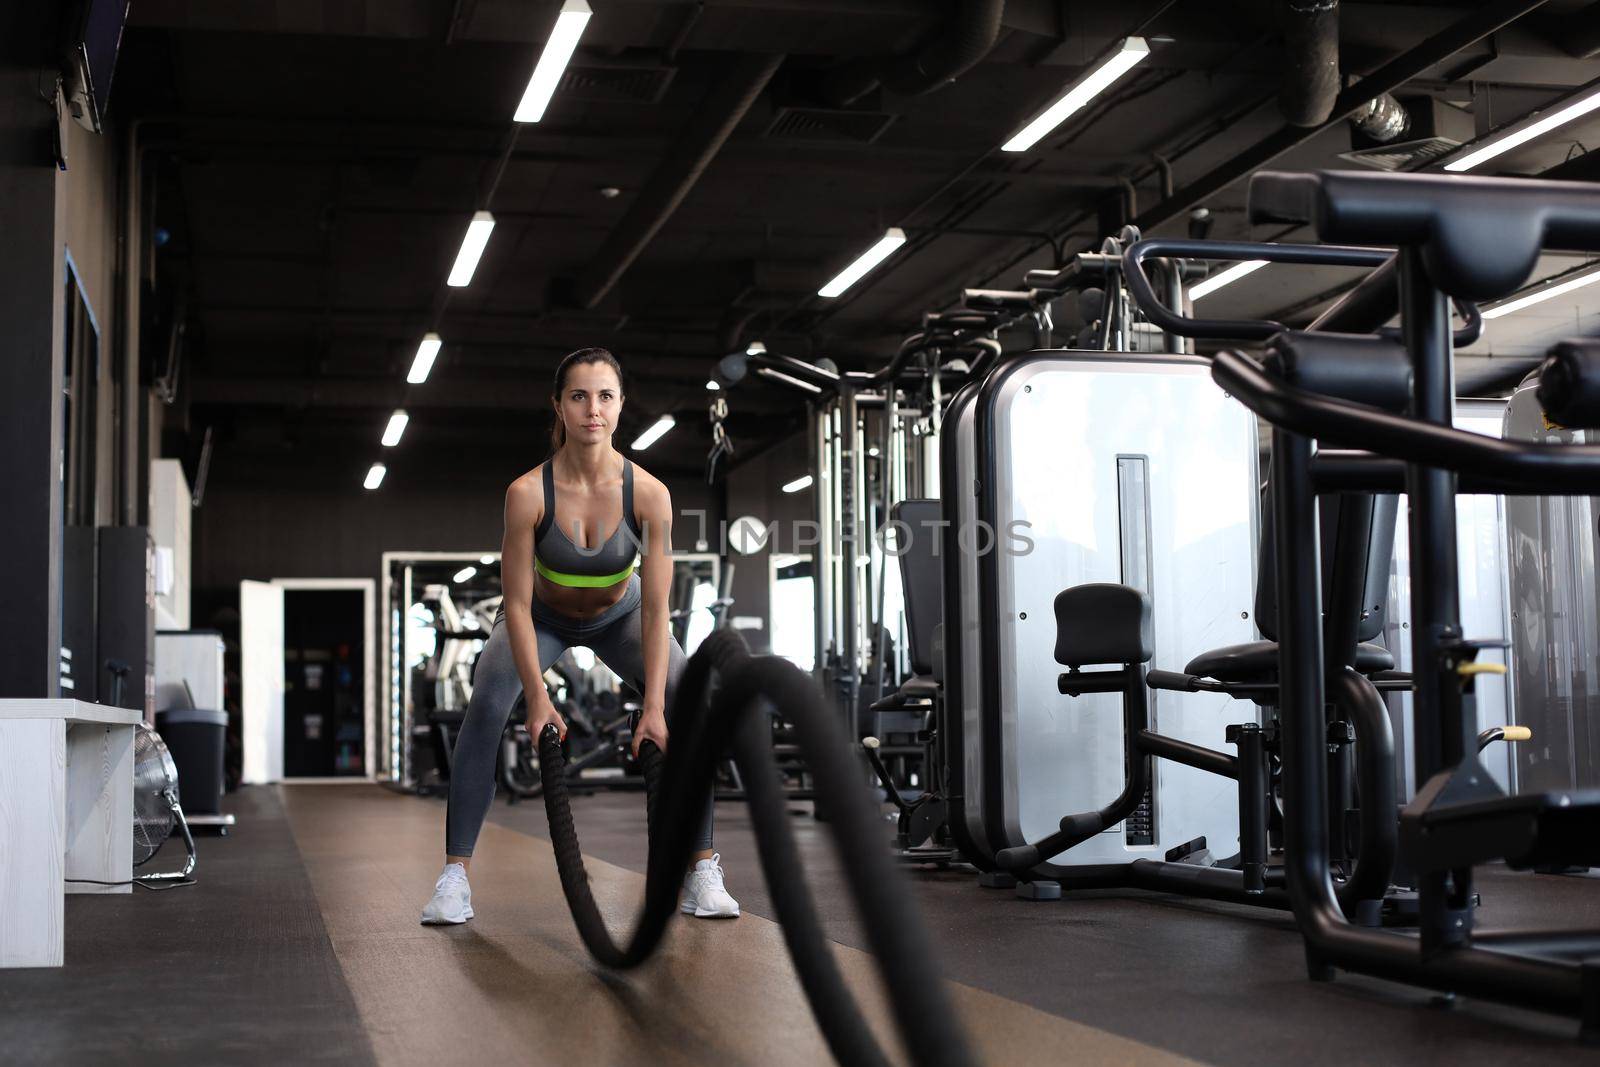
[537,628,975,1067]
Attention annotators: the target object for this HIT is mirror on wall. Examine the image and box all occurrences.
[59,259,106,701]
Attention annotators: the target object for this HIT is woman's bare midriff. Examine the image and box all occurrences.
[532,571,630,620]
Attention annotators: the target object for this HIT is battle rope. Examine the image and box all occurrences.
[537,628,975,1067]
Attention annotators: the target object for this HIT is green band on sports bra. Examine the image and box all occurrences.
[535,556,636,588]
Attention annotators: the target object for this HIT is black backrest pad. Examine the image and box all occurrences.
[1256,487,1398,644]
[892,499,942,676]
[1537,340,1600,431]
[1264,331,1412,413]
[1248,170,1600,302]
[1054,583,1153,667]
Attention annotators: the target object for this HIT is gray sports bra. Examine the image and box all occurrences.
[533,459,643,588]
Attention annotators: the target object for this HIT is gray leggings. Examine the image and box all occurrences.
[445,576,710,858]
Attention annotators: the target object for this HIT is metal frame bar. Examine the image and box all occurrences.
[1272,423,1600,1025]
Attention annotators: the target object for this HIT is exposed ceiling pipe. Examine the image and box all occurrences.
[1132,0,1552,233]
[1280,0,1340,126]
[570,53,784,310]
[817,0,1006,107]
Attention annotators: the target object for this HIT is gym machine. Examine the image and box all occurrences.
[1179,168,1600,1037]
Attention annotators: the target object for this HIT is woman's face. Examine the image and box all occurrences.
[555,361,623,446]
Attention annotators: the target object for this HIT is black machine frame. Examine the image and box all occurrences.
[1125,170,1600,1037]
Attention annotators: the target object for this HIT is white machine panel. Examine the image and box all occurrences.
[154,631,226,712]
[988,355,1258,864]
[950,390,992,856]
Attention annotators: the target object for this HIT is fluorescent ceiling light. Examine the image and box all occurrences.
[381,409,410,447]
[446,211,496,288]
[1002,37,1151,153]
[514,0,592,123]
[1444,80,1600,173]
[363,463,387,490]
[782,475,814,493]
[631,414,676,451]
[479,554,497,565]
[1189,259,1269,301]
[705,379,720,391]
[818,228,907,298]
[452,566,477,584]
[407,332,442,385]
[1481,263,1600,320]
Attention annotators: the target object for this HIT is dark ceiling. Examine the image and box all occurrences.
[111,0,1600,496]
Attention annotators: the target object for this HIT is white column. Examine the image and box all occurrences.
[0,718,67,967]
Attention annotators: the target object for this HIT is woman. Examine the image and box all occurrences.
[421,347,738,924]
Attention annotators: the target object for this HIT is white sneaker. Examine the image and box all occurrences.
[680,853,740,918]
[420,862,474,925]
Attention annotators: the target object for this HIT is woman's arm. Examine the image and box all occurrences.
[502,471,566,739]
[631,473,674,755]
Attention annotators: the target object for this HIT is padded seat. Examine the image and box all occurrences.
[1184,639,1393,682]
[869,674,938,712]
[869,676,934,739]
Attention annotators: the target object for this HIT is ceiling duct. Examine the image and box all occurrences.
[1348,93,1408,142]
[1280,0,1340,126]
[1339,95,1473,171]
[764,106,896,144]
[556,63,677,105]
[817,0,1005,107]
[1133,0,1549,232]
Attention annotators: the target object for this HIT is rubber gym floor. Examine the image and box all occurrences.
[3,785,1595,1065]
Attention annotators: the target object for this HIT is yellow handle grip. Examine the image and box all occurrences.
[1501,725,1532,742]
[1457,662,1508,677]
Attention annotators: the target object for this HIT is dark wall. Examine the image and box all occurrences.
[0,62,64,697]
[190,429,819,649]
[193,474,719,606]
[0,6,126,697]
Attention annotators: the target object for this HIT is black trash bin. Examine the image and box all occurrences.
[155,708,229,815]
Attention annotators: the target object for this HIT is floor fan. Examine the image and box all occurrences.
[133,722,197,883]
